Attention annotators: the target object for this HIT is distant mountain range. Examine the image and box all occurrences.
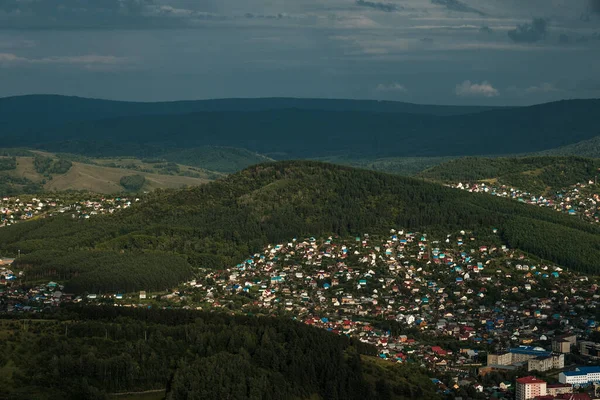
[1,94,599,171]
[0,94,499,129]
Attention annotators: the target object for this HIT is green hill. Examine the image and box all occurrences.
[418,156,600,193]
[540,135,600,158]
[319,155,455,176]
[3,161,600,293]
[1,307,438,400]
[0,151,216,195]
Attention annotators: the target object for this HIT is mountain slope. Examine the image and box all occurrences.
[3,161,600,293]
[0,153,215,194]
[163,146,273,173]
[6,99,598,159]
[539,135,600,158]
[418,156,600,193]
[2,306,439,400]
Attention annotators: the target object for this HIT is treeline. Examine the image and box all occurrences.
[33,154,73,175]
[419,156,600,193]
[0,174,43,195]
[17,250,192,293]
[0,306,440,400]
[3,161,600,292]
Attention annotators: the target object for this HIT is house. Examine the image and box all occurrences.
[139,291,147,300]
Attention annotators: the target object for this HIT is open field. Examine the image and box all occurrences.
[44,161,210,193]
[1,154,215,194]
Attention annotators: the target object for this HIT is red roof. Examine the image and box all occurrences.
[517,376,546,384]
[559,395,591,400]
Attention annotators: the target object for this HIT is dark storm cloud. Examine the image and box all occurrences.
[591,0,600,13]
[431,0,485,16]
[479,26,494,35]
[508,18,548,43]
[356,0,400,12]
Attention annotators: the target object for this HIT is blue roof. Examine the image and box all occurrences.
[509,346,551,357]
[563,366,600,376]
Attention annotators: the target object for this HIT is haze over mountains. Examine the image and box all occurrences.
[1,95,599,161]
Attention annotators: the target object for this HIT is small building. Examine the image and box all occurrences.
[139,291,147,300]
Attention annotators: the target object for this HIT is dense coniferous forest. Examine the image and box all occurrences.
[3,161,600,292]
[0,306,440,400]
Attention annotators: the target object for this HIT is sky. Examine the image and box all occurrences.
[1,0,600,105]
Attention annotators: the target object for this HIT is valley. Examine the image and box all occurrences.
[1,95,600,400]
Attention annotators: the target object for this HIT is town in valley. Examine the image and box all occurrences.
[3,176,600,400]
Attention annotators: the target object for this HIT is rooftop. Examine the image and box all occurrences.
[517,376,546,384]
[562,366,600,376]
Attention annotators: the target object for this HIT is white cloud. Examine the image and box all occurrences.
[455,80,499,97]
[376,82,408,92]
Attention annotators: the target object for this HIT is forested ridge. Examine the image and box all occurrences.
[0,306,438,400]
[419,155,600,192]
[2,161,600,293]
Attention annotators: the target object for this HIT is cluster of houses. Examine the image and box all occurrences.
[168,229,600,397]
[452,181,600,225]
[0,195,139,227]
[1,257,77,312]
[2,191,600,398]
